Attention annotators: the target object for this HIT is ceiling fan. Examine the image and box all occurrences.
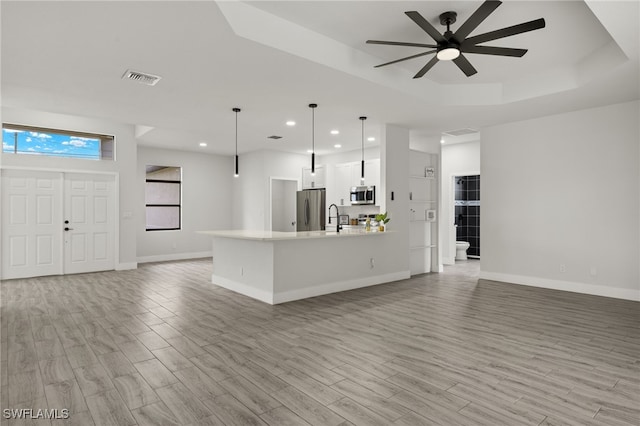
[366,0,545,78]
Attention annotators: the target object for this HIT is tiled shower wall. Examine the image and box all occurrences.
[455,175,480,257]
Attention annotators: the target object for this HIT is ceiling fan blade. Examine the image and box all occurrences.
[413,56,440,79]
[366,40,438,49]
[461,45,527,57]
[464,18,546,45]
[454,0,502,41]
[374,50,437,68]
[453,54,478,77]
[405,11,445,43]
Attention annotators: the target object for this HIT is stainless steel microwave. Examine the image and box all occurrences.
[350,186,375,205]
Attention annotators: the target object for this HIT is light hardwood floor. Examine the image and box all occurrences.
[1,259,638,425]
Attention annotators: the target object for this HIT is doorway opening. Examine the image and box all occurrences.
[454,174,480,260]
[270,178,298,232]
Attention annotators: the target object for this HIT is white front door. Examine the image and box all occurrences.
[1,170,63,279]
[1,170,115,279]
[64,173,115,274]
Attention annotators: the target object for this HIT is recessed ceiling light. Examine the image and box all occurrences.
[307,149,313,153]
[330,130,339,135]
[367,137,375,142]
[334,144,342,148]
[440,139,446,144]
[286,121,296,126]
[199,142,207,147]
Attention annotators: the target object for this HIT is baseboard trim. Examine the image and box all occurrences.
[479,271,640,302]
[442,257,455,266]
[137,251,212,264]
[212,274,274,304]
[211,270,411,305]
[116,262,137,271]
[273,271,411,305]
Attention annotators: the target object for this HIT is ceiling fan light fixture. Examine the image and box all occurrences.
[437,47,460,61]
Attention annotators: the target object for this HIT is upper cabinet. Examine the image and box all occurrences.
[302,165,326,189]
[326,159,381,206]
[333,163,352,206]
[349,159,380,188]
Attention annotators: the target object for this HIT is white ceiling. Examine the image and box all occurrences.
[1,1,638,156]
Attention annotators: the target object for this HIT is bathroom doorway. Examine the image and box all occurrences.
[454,174,480,259]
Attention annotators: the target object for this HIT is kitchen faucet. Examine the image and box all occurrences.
[328,204,341,233]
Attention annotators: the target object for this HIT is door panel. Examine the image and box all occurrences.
[36,235,54,265]
[64,174,115,274]
[1,170,63,278]
[9,236,27,267]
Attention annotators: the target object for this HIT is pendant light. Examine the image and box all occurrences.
[359,116,367,183]
[309,103,317,176]
[232,107,240,177]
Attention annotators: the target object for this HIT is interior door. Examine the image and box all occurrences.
[64,173,115,274]
[1,170,63,279]
[1,170,115,279]
[271,179,297,232]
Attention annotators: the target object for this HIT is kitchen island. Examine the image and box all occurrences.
[200,229,410,304]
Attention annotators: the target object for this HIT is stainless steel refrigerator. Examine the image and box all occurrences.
[296,189,326,231]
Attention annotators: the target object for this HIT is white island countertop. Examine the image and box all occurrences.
[199,229,387,241]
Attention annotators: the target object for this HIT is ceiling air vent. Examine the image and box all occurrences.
[121,69,161,86]
[442,128,478,137]
[267,135,283,140]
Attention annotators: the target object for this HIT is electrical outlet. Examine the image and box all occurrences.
[370,258,375,269]
[559,264,566,273]
[590,266,597,276]
[241,267,244,276]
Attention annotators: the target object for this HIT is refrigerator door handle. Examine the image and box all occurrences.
[305,198,309,226]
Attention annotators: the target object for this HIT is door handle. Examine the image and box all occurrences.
[64,227,74,231]
[305,199,309,226]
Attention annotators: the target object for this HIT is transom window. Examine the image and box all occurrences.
[2,123,114,160]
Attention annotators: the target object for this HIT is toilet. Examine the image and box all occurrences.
[455,241,470,260]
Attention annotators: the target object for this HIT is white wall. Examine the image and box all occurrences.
[137,146,232,262]
[480,100,639,301]
[0,107,138,269]
[381,124,411,275]
[231,150,308,231]
[441,140,481,264]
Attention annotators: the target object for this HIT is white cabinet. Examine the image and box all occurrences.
[302,165,325,189]
[328,159,380,206]
[334,163,352,206]
[364,159,380,189]
[350,159,380,189]
[409,152,438,275]
[324,159,381,207]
